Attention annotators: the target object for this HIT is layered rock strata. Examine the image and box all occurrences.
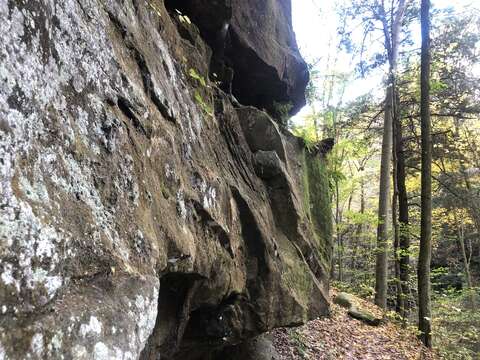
[0,0,331,359]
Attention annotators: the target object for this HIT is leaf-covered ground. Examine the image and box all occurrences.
[270,291,438,359]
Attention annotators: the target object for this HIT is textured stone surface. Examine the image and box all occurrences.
[228,0,309,114]
[164,0,309,115]
[0,0,330,359]
[216,334,280,360]
[334,293,355,309]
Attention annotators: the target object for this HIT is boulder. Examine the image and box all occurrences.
[333,292,355,309]
[237,106,287,162]
[334,293,382,326]
[254,151,285,179]
[348,307,382,327]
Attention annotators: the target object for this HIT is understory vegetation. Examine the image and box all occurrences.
[291,0,480,357]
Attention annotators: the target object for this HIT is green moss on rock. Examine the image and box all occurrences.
[278,235,313,312]
[301,150,333,272]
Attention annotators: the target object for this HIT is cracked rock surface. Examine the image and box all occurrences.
[0,0,332,359]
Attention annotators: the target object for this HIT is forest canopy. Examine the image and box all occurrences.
[291,0,480,357]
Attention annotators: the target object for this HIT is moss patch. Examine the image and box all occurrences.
[301,150,333,272]
[278,234,313,311]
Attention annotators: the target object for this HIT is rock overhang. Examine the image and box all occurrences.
[164,0,309,117]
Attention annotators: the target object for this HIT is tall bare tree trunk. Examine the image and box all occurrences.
[375,0,407,309]
[393,89,410,320]
[352,179,365,271]
[457,221,473,290]
[418,0,432,348]
[375,85,393,308]
[453,211,475,308]
[452,121,475,294]
[392,123,402,314]
[336,178,342,282]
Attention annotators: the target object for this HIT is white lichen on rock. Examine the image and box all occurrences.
[93,342,109,360]
[134,287,159,348]
[80,316,103,338]
[30,333,44,357]
[0,341,6,360]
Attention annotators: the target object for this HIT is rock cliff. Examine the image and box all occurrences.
[0,1,332,359]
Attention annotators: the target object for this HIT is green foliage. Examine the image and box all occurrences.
[188,68,214,117]
[333,280,375,300]
[291,119,320,147]
[343,209,376,227]
[433,288,480,359]
[189,68,207,87]
[193,90,213,117]
[305,62,320,105]
[146,1,163,17]
[430,79,447,93]
[296,4,479,357]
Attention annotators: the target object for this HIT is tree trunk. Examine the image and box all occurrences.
[418,0,432,348]
[375,84,393,309]
[335,177,341,282]
[453,212,475,308]
[394,89,410,320]
[351,179,365,271]
[457,222,473,290]
[392,130,402,315]
[375,0,407,310]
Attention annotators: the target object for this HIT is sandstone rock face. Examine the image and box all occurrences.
[0,1,331,359]
[165,0,309,115]
[228,0,309,114]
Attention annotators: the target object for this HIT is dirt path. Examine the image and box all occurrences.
[270,292,437,360]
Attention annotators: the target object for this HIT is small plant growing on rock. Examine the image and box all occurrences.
[194,91,214,117]
[146,1,163,17]
[177,13,192,25]
[188,67,214,117]
[188,68,207,87]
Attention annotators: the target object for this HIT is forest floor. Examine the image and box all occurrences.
[269,290,438,360]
